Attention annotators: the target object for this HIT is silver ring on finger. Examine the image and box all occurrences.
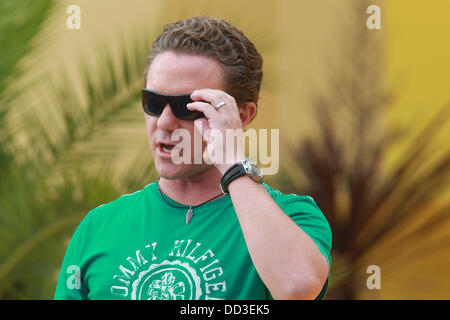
[214,101,226,110]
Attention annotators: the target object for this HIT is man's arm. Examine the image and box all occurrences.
[228,175,329,300]
[187,89,330,299]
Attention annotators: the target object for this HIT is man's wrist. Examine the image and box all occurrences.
[216,156,246,175]
[219,158,264,194]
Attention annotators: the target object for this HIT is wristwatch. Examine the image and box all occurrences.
[220,158,264,194]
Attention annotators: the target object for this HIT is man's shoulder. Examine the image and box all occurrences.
[87,181,155,219]
[65,182,157,252]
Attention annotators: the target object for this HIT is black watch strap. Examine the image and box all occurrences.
[220,163,246,194]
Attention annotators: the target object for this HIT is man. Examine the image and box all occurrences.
[54,16,332,300]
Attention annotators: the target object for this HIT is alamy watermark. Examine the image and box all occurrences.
[366,264,381,290]
[166,128,279,175]
[66,4,381,31]
[366,5,381,30]
[66,265,81,290]
[66,5,81,30]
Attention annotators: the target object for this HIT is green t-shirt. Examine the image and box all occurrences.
[54,181,332,300]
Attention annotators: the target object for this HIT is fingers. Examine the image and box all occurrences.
[191,89,237,112]
[191,89,229,103]
[187,101,217,118]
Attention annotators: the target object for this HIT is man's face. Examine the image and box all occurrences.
[145,51,225,179]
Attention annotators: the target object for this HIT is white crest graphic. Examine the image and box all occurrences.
[111,240,226,300]
[131,260,202,300]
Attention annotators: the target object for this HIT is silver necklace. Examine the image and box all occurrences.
[157,180,224,224]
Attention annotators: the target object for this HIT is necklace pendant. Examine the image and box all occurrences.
[186,207,193,225]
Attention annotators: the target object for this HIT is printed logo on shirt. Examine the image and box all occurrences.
[110,239,226,300]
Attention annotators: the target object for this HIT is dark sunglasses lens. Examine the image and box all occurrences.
[169,96,204,120]
[142,89,165,116]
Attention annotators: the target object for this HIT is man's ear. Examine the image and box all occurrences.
[239,101,257,129]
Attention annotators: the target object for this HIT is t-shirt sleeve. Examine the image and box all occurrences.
[54,214,91,300]
[273,193,333,299]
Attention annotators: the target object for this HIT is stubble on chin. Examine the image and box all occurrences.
[155,157,216,181]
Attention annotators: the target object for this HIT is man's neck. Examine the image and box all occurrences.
[158,166,225,205]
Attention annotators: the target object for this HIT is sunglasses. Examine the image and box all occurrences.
[141,88,205,120]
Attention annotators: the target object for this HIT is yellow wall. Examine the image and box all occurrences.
[385,1,450,201]
[386,1,450,130]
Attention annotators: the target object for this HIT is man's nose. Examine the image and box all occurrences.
[156,104,179,131]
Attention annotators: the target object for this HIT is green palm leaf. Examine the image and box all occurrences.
[0,2,160,297]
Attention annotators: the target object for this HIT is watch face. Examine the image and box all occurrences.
[246,158,263,178]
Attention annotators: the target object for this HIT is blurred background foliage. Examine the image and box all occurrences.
[0,0,449,299]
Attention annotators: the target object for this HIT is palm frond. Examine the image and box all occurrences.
[22,32,153,170]
[0,0,56,95]
[0,160,124,298]
[0,4,160,296]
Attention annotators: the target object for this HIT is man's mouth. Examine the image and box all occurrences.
[155,139,186,159]
[161,144,174,153]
